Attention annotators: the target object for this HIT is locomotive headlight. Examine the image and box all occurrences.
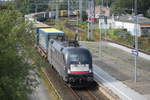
[67,69,71,73]
[70,64,76,67]
[89,69,92,73]
[85,64,89,67]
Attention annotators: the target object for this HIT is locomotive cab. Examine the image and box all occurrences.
[64,47,93,86]
[48,39,94,87]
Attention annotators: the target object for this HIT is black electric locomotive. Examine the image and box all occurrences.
[48,39,93,87]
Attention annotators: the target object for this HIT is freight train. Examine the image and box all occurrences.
[31,10,79,22]
[25,12,93,87]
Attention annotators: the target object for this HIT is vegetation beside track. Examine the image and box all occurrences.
[0,3,39,100]
[0,2,61,100]
[106,28,150,54]
[40,68,61,100]
[49,18,150,54]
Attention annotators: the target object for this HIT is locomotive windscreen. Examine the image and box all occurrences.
[67,50,92,73]
[69,54,89,64]
[68,50,92,65]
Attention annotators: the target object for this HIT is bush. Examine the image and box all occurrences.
[108,28,133,46]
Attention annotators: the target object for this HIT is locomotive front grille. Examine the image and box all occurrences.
[70,64,90,72]
[68,74,93,83]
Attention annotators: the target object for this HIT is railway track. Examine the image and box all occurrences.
[70,87,109,100]
[42,67,109,100]
[59,76,109,100]
[66,87,101,100]
[64,20,85,34]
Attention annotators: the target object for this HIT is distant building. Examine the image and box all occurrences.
[87,6,110,18]
[99,15,150,36]
[95,6,110,18]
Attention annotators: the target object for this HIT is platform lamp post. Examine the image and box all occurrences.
[134,0,138,82]
[98,1,102,59]
[98,0,105,59]
[98,17,102,59]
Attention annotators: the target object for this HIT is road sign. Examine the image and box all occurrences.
[132,49,139,56]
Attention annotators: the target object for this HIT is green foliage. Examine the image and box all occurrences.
[0,4,40,100]
[108,29,119,40]
[108,28,150,53]
[95,0,115,7]
[111,0,133,15]
[138,0,150,17]
[138,36,150,53]
[0,2,15,10]
[76,22,87,30]
[111,0,150,17]
[109,29,127,37]
[146,8,150,18]
[108,28,134,46]
[14,0,50,14]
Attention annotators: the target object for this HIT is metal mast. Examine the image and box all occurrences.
[134,0,138,82]
[68,0,70,17]
[55,0,59,21]
[87,0,94,40]
[79,0,83,22]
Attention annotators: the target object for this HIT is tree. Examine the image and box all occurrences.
[138,0,150,17]
[111,0,150,17]
[111,0,133,15]
[95,0,115,7]
[0,3,38,100]
[15,0,49,14]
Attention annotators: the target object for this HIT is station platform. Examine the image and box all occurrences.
[94,65,147,100]
[80,41,150,100]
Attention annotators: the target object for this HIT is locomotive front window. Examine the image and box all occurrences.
[69,54,89,64]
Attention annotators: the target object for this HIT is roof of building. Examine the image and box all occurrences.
[114,15,150,24]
